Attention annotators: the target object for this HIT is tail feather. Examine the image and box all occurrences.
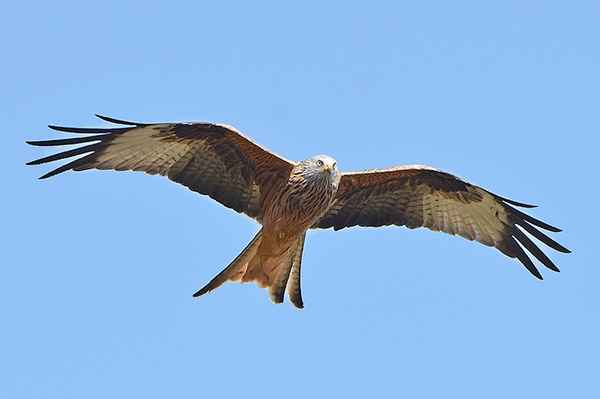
[192,230,263,298]
[269,233,306,308]
[286,234,306,309]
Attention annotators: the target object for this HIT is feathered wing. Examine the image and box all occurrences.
[27,115,310,307]
[314,165,570,278]
[26,115,295,220]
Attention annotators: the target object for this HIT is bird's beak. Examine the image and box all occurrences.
[320,162,334,173]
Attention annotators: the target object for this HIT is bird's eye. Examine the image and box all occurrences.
[332,162,337,169]
[316,159,324,167]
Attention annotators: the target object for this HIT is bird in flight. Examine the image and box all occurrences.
[27,115,570,308]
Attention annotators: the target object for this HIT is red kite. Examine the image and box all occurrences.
[27,115,570,308]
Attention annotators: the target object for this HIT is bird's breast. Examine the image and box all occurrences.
[262,175,338,238]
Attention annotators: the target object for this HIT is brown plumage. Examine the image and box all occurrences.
[27,115,570,308]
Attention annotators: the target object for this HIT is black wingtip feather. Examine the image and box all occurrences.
[506,204,563,233]
[94,114,142,126]
[514,217,571,254]
[499,196,537,208]
[512,227,561,273]
[505,235,544,279]
[47,124,134,134]
[26,135,108,147]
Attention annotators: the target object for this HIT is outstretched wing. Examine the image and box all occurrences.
[314,165,570,278]
[27,115,295,220]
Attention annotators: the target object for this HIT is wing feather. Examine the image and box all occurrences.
[27,115,295,220]
[314,165,570,278]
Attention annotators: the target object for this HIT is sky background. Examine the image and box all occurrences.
[2,1,599,397]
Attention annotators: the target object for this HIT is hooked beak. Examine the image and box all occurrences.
[319,161,335,173]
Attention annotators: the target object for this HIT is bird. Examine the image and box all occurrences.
[27,115,570,308]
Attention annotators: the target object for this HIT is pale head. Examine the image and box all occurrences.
[300,155,340,188]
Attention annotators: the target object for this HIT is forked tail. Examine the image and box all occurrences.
[193,230,307,308]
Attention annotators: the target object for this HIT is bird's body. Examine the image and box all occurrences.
[198,155,340,307]
[27,115,570,308]
[263,155,340,238]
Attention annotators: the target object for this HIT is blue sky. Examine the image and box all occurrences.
[2,1,598,397]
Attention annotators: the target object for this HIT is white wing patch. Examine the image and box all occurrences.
[419,187,511,248]
[90,125,191,175]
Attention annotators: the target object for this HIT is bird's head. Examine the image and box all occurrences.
[314,155,337,173]
[299,155,340,187]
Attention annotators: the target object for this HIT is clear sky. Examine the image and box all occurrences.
[2,1,598,398]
